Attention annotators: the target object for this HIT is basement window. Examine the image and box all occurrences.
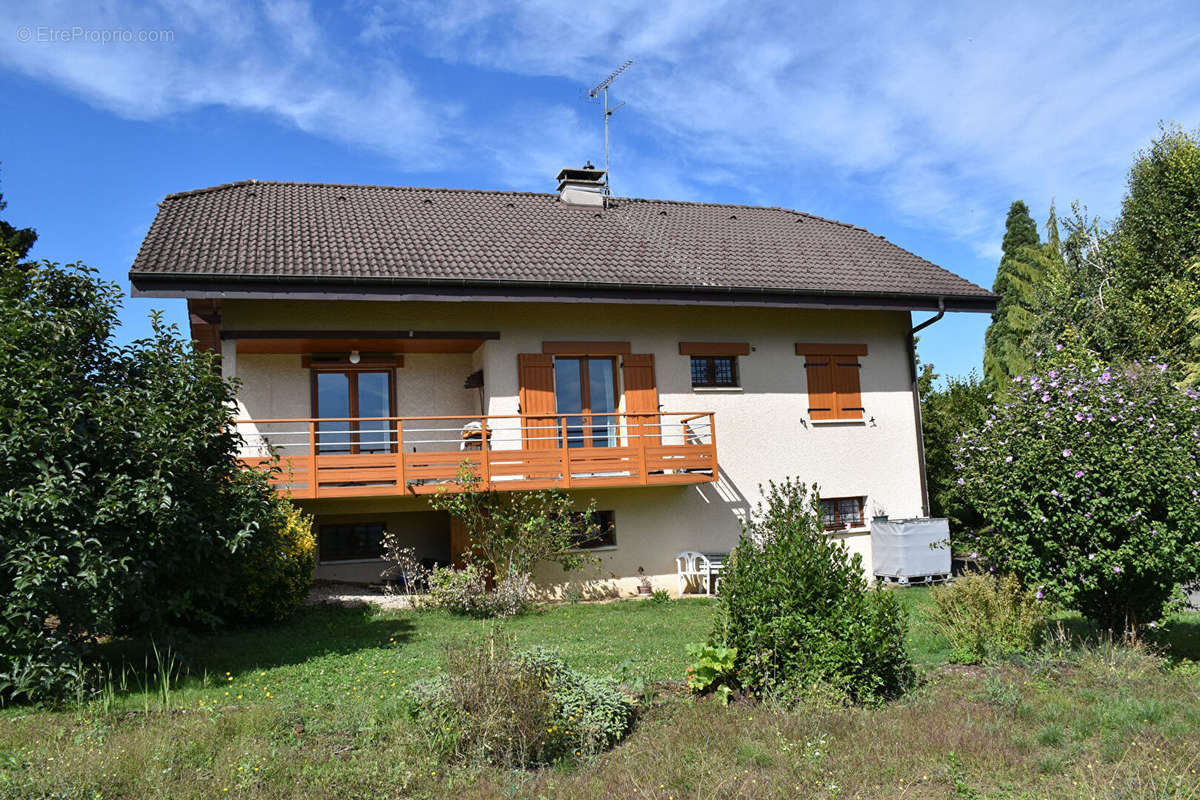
[819,497,865,532]
[570,510,617,550]
[319,521,386,562]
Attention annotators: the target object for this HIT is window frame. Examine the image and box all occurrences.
[317,520,387,563]
[818,497,866,532]
[689,355,740,388]
[568,510,617,551]
[309,366,397,454]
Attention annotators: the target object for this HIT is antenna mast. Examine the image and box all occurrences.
[588,60,632,201]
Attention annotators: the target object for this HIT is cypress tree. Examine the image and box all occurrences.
[983,201,1045,388]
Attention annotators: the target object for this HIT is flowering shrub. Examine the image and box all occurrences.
[425,564,532,618]
[232,497,316,623]
[954,346,1200,629]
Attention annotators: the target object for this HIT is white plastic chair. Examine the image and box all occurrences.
[676,550,726,595]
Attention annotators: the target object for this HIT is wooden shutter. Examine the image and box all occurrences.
[803,353,862,420]
[832,355,863,419]
[518,353,556,449]
[804,356,836,420]
[622,354,660,444]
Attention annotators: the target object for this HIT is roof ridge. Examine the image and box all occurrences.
[158,180,868,232]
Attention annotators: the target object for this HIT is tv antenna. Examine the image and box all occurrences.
[588,60,632,200]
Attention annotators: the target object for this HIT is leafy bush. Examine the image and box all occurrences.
[232,498,316,623]
[954,346,1200,629]
[715,479,913,706]
[410,631,633,767]
[425,564,531,618]
[428,466,600,580]
[929,572,1048,664]
[0,257,285,703]
[684,643,737,704]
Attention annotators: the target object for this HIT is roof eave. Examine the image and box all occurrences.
[129,272,997,313]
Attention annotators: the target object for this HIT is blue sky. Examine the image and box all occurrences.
[2,1,1199,380]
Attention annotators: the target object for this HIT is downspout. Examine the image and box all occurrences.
[909,297,945,517]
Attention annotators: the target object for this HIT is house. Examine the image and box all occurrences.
[129,168,995,596]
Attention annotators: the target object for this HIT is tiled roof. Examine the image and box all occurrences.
[129,180,993,304]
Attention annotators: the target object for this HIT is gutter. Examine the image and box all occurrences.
[909,297,946,518]
[128,272,997,313]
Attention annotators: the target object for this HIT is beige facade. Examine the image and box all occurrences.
[223,298,925,594]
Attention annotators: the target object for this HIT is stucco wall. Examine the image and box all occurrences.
[222,299,926,591]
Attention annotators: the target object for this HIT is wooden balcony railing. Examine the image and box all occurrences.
[234,411,717,499]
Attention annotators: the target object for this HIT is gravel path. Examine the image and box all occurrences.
[305,582,417,611]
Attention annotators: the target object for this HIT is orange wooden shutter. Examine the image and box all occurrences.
[622,354,660,444]
[803,356,837,420]
[804,353,863,420]
[518,353,556,449]
[832,355,864,419]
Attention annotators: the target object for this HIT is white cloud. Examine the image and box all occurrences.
[3,0,1200,256]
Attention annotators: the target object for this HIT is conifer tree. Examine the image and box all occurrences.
[983,201,1046,388]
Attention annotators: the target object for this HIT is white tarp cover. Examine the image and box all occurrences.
[871,518,951,577]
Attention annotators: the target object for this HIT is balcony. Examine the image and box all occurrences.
[235,412,717,499]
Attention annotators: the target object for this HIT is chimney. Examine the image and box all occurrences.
[556,163,606,206]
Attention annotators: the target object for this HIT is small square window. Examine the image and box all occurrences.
[318,521,385,562]
[818,498,864,531]
[690,356,739,388]
[570,510,616,549]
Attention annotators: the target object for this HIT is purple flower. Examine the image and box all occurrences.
[1055,344,1064,351]
[1005,455,1013,463]
[1042,393,1051,403]
[1074,470,1085,478]
[1113,566,1122,574]
[1063,449,1072,457]
[1035,591,1044,600]
[956,477,964,485]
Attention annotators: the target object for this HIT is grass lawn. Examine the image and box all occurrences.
[2,590,1199,799]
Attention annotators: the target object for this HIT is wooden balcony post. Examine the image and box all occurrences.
[395,419,405,494]
[637,413,650,484]
[560,417,571,488]
[479,416,491,489]
[708,412,718,478]
[308,420,319,499]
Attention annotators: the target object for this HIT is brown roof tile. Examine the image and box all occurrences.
[129,180,993,305]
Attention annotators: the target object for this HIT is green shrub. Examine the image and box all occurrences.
[684,643,737,704]
[232,498,316,623]
[424,564,532,618]
[929,572,1048,664]
[715,479,913,706]
[427,466,601,581]
[0,257,285,703]
[954,346,1200,629]
[410,631,633,767]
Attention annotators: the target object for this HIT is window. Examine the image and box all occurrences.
[796,344,867,421]
[819,497,865,531]
[312,368,395,454]
[690,355,739,388]
[570,510,616,549]
[318,521,386,562]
